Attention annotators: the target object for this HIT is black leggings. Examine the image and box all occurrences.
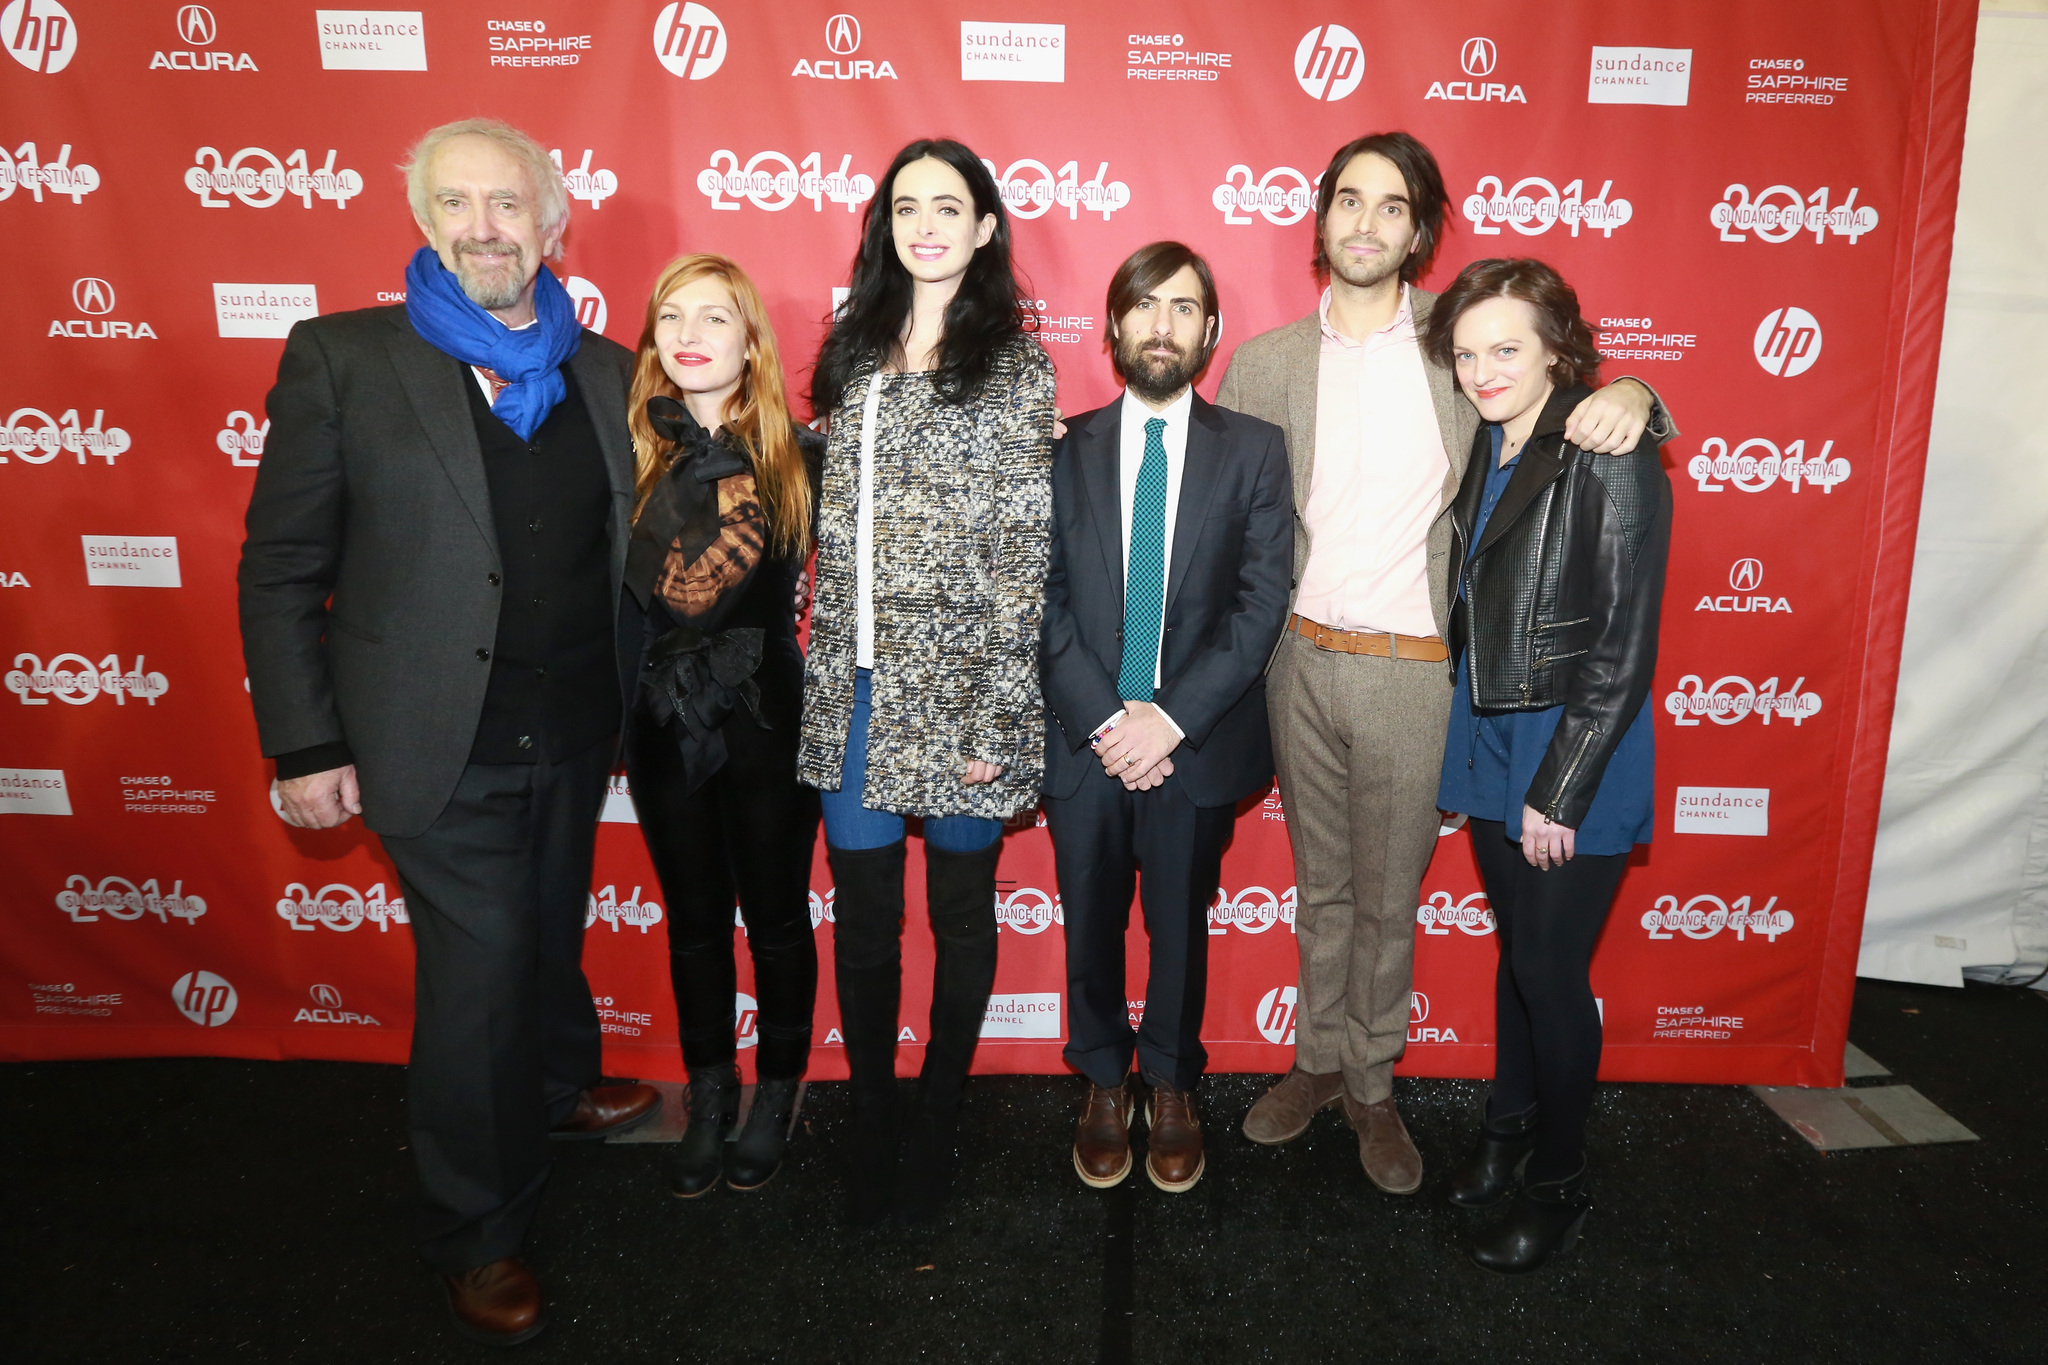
[625,703,820,1080]
[1467,819,1631,1181]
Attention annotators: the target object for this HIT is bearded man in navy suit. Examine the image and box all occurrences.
[1040,242,1293,1194]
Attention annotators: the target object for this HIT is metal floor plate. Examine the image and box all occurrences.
[1750,1082,1979,1150]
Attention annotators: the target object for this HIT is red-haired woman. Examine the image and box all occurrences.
[621,254,821,1198]
[1424,257,1671,1273]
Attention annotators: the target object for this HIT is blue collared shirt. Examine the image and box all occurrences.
[1437,426,1654,854]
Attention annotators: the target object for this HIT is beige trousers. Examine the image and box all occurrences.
[1268,630,1453,1104]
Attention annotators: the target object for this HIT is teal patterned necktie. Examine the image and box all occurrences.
[1118,415,1169,701]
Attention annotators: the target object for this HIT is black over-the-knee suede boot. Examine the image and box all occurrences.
[827,840,907,1228]
[901,840,1001,1224]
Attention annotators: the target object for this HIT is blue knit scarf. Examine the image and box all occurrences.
[403,245,581,440]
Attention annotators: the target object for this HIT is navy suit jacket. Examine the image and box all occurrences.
[1039,391,1293,807]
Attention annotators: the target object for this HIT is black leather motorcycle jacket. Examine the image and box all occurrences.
[1447,383,1672,830]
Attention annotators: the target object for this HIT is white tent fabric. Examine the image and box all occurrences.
[1862,4,2048,989]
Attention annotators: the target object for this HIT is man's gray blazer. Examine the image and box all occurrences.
[238,305,637,838]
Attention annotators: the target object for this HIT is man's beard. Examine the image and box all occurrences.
[1326,233,1405,290]
[452,238,527,310]
[1117,330,1203,404]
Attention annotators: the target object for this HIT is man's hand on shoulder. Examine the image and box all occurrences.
[1563,378,1654,455]
[275,764,362,829]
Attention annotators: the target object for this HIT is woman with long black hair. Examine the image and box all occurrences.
[801,138,1055,1227]
[620,254,823,1198]
[1426,257,1671,1273]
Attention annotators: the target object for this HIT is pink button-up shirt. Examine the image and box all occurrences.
[1291,285,1448,638]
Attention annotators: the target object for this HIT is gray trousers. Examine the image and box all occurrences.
[1268,631,1452,1104]
[378,738,611,1272]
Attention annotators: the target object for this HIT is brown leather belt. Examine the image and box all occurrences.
[1288,614,1450,662]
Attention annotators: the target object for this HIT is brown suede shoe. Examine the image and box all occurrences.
[1242,1066,1344,1145]
[1072,1080,1134,1188]
[548,1082,661,1141]
[1144,1082,1205,1193]
[443,1257,545,1345]
[1343,1094,1424,1194]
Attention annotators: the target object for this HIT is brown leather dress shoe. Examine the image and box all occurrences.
[1343,1094,1423,1194]
[1242,1066,1344,1145]
[1144,1082,1205,1193]
[548,1082,661,1141]
[443,1257,545,1345]
[1072,1080,1134,1188]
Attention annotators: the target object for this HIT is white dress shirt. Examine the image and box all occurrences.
[854,373,887,669]
[1108,386,1191,738]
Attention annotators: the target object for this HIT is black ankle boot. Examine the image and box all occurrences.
[827,841,908,1229]
[670,1063,739,1198]
[1448,1101,1538,1208]
[727,1076,801,1191]
[899,841,1001,1224]
[1469,1161,1592,1274]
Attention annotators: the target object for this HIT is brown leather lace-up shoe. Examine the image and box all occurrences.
[1343,1094,1424,1194]
[1242,1066,1344,1145]
[1144,1082,1205,1193]
[1072,1080,1134,1188]
[549,1082,661,1141]
[443,1256,545,1345]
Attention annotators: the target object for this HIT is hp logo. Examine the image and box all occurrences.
[1753,307,1823,377]
[652,1,727,80]
[1255,986,1298,1044]
[1294,23,1363,102]
[824,13,859,55]
[1729,558,1764,592]
[2,0,77,73]
[1460,37,1496,77]
[72,277,114,314]
[173,970,237,1027]
[176,3,214,46]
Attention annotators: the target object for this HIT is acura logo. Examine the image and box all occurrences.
[72,277,114,314]
[310,983,343,1008]
[1729,558,1764,592]
[177,3,215,46]
[1460,36,1496,77]
[1410,991,1429,1024]
[824,13,859,55]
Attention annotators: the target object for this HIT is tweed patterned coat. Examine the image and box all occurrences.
[798,335,1056,819]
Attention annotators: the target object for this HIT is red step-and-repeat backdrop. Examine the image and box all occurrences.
[1,0,1974,1087]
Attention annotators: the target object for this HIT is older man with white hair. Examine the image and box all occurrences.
[238,118,656,1345]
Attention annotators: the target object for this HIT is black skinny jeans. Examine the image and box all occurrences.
[1467,819,1631,1181]
[625,700,820,1081]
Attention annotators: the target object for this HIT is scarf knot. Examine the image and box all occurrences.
[403,245,581,440]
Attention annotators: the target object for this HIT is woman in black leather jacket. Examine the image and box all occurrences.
[620,255,823,1198]
[1423,258,1672,1274]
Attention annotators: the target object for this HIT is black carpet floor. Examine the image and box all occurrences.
[7,977,2044,1364]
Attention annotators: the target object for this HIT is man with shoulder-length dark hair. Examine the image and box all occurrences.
[1216,132,1674,1196]
[238,117,659,1344]
[1042,241,1293,1192]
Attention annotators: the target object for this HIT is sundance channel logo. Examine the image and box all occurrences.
[315,9,426,71]
[1674,786,1769,836]
[980,991,1060,1039]
[214,283,318,339]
